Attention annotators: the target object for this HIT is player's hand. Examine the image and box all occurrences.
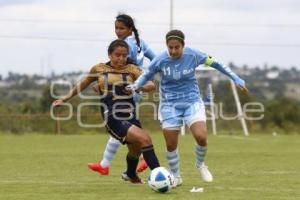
[235,79,249,94]
[52,98,65,107]
[237,85,249,94]
[125,84,138,92]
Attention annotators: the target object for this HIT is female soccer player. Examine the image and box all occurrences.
[88,14,155,175]
[53,39,160,183]
[127,30,248,186]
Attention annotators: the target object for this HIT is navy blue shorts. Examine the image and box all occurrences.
[105,112,142,144]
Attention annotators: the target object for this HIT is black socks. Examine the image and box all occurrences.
[141,145,160,170]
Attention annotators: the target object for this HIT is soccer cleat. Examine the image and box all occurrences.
[136,158,148,173]
[121,172,144,184]
[87,163,109,175]
[197,163,213,182]
[172,176,183,188]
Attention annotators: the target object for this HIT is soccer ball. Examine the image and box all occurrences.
[148,167,174,193]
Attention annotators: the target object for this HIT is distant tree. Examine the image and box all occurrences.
[228,62,237,70]
[50,71,56,79]
[270,65,279,71]
[279,70,289,81]
[262,97,300,130]
[214,81,255,113]
[291,66,298,73]
[214,82,237,113]
[40,85,55,112]
[242,64,249,71]
[6,72,22,81]
[32,74,44,80]
[21,101,37,113]
[263,63,268,71]
[21,76,37,89]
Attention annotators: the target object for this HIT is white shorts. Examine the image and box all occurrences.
[159,101,206,130]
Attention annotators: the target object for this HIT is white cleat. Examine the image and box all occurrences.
[197,163,213,182]
[172,176,183,188]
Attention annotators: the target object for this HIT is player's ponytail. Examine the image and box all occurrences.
[116,14,141,53]
[132,26,141,53]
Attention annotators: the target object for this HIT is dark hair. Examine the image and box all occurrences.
[107,39,136,65]
[108,39,129,55]
[116,14,141,53]
[166,29,185,46]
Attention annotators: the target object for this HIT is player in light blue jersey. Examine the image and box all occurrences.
[88,14,156,175]
[127,30,248,186]
[115,14,155,67]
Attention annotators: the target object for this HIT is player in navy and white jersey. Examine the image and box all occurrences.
[53,39,160,184]
[88,14,156,175]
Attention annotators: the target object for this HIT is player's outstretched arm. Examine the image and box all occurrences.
[205,56,249,94]
[52,79,93,107]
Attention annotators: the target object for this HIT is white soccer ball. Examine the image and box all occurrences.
[148,167,174,193]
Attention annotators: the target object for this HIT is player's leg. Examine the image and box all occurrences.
[121,142,143,184]
[101,137,121,167]
[189,121,213,182]
[185,102,213,182]
[163,128,182,187]
[160,103,183,186]
[103,119,144,183]
[126,125,160,170]
[98,114,159,183]
[134,93,149,173]
[87,136,121,175]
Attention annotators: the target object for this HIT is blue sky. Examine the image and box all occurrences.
[0,0,299,76]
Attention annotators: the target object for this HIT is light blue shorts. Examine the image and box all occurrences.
[158,101,206,130]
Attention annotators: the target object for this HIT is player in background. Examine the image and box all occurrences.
[53,39,160,184]
[88,14,156,175]
[127,30,248,186]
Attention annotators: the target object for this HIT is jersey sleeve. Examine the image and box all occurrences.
[192,48,208,66]
[205,56,245,87]
[130,65,143,81]
[84,65,99,84]
[135,56,160,88]
[141,39,156,61]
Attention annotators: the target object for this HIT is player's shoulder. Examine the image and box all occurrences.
[183,47,207,58]
[89,63,110,73]
[92,62,108,69]
[125,63,141,72]
[155,51,169,61]
[148,51,169,68]
[183,47,199,54]
[124,36,136,46]
[93,62,107,67]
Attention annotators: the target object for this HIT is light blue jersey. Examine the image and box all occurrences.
[124,36,156,103]
[134,47,245,104]
[124,36,155,67]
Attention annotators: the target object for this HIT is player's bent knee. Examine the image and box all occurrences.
[139,134,152,146]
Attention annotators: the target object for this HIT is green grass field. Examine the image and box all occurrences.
[0,133,299,200]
